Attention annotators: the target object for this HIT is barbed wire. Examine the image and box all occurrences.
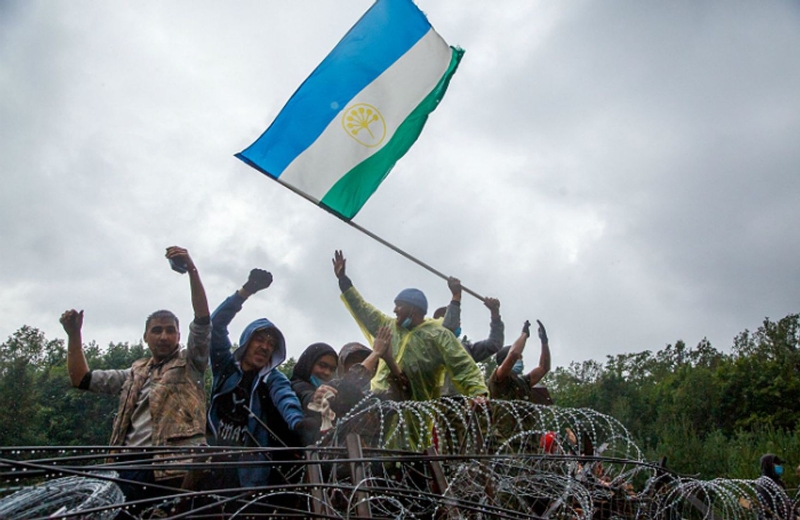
[0,399,793,519]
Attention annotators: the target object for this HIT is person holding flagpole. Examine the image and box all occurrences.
[332,250,488,403]
[434,276,504,397]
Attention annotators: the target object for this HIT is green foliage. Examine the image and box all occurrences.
[0,328,160,446]
[550,313,800,478]
[279,357,297,378]
[2,313,800,481]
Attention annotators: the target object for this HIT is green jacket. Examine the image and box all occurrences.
[341,286,488,401]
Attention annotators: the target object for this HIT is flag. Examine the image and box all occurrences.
[236,0,463,220]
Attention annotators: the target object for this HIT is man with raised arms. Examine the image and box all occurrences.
[332,250,488,402]
[60,246,211,499]
[207,268,312,489]
[488,319,552,404]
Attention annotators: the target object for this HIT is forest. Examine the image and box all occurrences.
[1,313,798,486]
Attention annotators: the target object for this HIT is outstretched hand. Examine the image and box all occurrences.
[243,268,273,295]
[332,250,347,279]
[537,320,548,344]
[60,309,84,337]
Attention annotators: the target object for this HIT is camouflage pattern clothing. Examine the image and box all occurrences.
[82,320,211,478]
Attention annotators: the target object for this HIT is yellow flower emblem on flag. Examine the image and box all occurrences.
[342,103,386,147]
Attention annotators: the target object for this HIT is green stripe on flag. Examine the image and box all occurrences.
[320,47,464,220]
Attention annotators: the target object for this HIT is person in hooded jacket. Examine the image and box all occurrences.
[289,343,339,440]
[290,343,339,410]
[332,250,488,403]
[207,268,312,489]
[755,453,792,520]
[337,342,372,380]
[434,277,504,397]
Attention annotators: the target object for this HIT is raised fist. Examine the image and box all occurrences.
[522,320,531,337]
[243,268,273,294]
[60,309,84,337]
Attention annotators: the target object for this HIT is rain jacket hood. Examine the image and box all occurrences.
[291,342,337,383]
[336,342,372,378]
[208,292,304,487]
[234,317,286,379]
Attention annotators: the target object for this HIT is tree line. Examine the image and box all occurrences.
[1,314,798,483]
[548,313,800,483]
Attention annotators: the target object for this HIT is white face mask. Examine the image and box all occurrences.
[512,360,524,374]
[401,317,413,330]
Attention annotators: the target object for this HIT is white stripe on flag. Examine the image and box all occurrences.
[279,28,452,201]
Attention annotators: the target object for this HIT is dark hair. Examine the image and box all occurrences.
[432,306,447,319]
[291,343,338,383]
[495,345,512,366]
[145,310,179,332]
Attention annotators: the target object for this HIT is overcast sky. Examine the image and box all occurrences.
[2,1,799,371]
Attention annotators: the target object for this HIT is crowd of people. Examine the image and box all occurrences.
[58,246,553,503]
[54,245,800,520]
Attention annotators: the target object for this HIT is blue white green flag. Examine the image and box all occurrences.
[236,0,463,220]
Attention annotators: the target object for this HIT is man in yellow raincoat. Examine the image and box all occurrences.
[332,250,488,402]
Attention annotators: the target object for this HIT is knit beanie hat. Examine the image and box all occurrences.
[394,288,428,314]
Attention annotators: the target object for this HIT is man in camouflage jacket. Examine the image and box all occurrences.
[60,246,211,500]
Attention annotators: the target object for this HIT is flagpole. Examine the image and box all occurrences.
[344,219,486,302]
[274,178,486,303]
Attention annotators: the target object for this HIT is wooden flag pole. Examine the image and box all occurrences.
[273,177,486,302]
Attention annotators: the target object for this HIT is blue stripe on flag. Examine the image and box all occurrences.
[237,0,432,178]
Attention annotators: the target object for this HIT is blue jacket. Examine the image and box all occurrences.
[208,291,304,487]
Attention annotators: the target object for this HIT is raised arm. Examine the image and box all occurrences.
[333,250,351,292]
[166,246,211,371]
[441,277,462,332]
[526,320,551,387]
[210,268,273,371]
[495,320,530,382]
[360,326,392,376]
[333,250,393,335]
[467,297,505,362]
[166,246,209,322]
[60,309,89,388]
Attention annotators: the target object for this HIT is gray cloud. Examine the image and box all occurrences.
[1,0,798,370]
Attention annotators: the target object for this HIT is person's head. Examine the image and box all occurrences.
[144,310,180,361]
[393,288,427,329]
[241,328,280,373]
[495,346,524,374]
[760,453,785,481]
[337,342,372,378]
[292,343,338,387]
[433,306,447,320]
[495,345,510,366]
[235,318,287,374]
[312,354,337,383]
